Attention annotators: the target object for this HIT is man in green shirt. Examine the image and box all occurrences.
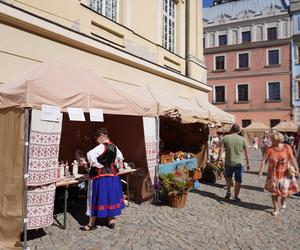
[218,123,250,202]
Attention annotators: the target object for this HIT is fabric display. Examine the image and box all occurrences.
[27,184,56,230]
[27,109,63,229]
[143,117,158,185]
[28,109,62,186]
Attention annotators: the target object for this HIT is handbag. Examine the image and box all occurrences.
[287,162,296,178]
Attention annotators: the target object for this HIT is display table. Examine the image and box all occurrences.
[55,174,88,230]
[158,158,197,174]
[118,168,138,207]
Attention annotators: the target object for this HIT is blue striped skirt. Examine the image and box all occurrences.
[91,176,125,218]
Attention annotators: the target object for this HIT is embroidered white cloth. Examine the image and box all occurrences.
[28,109,62,186]
[27,183,56,230]
[143,117,158,185]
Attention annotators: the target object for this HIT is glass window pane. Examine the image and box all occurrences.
[268,82,280,101]
[268,50,279,65]
[239,53,249,68]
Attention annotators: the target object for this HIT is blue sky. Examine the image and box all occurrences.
[203,0,213,7]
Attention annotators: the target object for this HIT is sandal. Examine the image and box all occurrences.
[280,204,286,211]
[80,225,96,231]
[271,210,279,216]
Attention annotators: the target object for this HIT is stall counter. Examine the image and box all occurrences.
[158,158,197,174]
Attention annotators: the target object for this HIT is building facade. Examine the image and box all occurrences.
[0,0,209,101]
[290,0,300,125]
[203,0,292,128]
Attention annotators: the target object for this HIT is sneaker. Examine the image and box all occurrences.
[224,192,231,200]
[233,197,241,203]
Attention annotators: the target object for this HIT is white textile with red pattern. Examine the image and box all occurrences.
[28,109,62,186]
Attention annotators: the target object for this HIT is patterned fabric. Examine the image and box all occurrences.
[143,117,158,185]
[27,184,56,230]
[26,109,62,229]
[28,109,62,186]
[264,145,299,197]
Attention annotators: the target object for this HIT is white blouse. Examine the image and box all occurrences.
[87,144,124,168]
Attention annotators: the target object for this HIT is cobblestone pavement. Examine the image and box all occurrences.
[27,149,300,250]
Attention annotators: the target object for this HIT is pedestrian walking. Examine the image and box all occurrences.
[81,128,125,230]
[218,123,250,202]
[258,132,299,216]
[253,135,259,150]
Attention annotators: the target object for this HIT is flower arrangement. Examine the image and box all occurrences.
[158,168,193,197]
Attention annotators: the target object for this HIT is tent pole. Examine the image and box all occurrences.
[23,108,31,250]
[207,124,211,163]
[155,116,160,202]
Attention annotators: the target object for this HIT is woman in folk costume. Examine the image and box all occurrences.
[258,132,299,216]
[81,128,125,230]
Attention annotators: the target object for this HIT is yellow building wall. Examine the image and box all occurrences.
[0,24,207,100]
[2,0,206,83]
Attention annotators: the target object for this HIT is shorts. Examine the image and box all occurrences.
[225,164,243,183]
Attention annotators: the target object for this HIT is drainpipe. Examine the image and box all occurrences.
[185,0,190,77]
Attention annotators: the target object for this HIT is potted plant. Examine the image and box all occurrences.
[158,169,193,208]
[202,160,224,183]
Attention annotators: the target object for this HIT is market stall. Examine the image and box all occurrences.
[0,61,235,247]
[243,122,270,147]
[0,61,158,249]
[272,121,297,133]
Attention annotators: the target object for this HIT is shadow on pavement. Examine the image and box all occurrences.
[20,228,46,242]
[194,189,272,211]
[201,181,264,192]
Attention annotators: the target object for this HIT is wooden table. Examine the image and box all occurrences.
[118,168,137,207]
[55,174,88,230]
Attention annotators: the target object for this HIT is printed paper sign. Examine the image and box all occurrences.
[89,108,104,122]
[67,107,85,121]
[40,104,61,123]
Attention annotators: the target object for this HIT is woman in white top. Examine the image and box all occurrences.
[80,128,125,230]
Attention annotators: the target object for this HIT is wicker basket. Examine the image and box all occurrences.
[168,193,188,208]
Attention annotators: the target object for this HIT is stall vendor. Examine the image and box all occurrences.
[80,128,125,231]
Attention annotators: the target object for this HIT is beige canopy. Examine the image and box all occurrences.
[193,94,235,124]
[243,122,269,132]
[272,121,297,132]
[0,61,157,116]
[243,122,270,146]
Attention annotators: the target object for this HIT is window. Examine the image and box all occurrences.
[238,53,249,68]
[237,84,249,102]
[242,120,251,128]
[268,49,279,65]
[270,119,280,128]
[267,82,280,101]
[214,86,225,103]
[218,35,227,46]
[215,55,225,70]
[267,27,277,41]
[242,31,251,43]
[297,46,300,64]
[297,81,300,99]
[163,0,176,52]
[296,16,300,33]
[90,0,118,21]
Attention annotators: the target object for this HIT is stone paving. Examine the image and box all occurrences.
[27,149,300,250]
